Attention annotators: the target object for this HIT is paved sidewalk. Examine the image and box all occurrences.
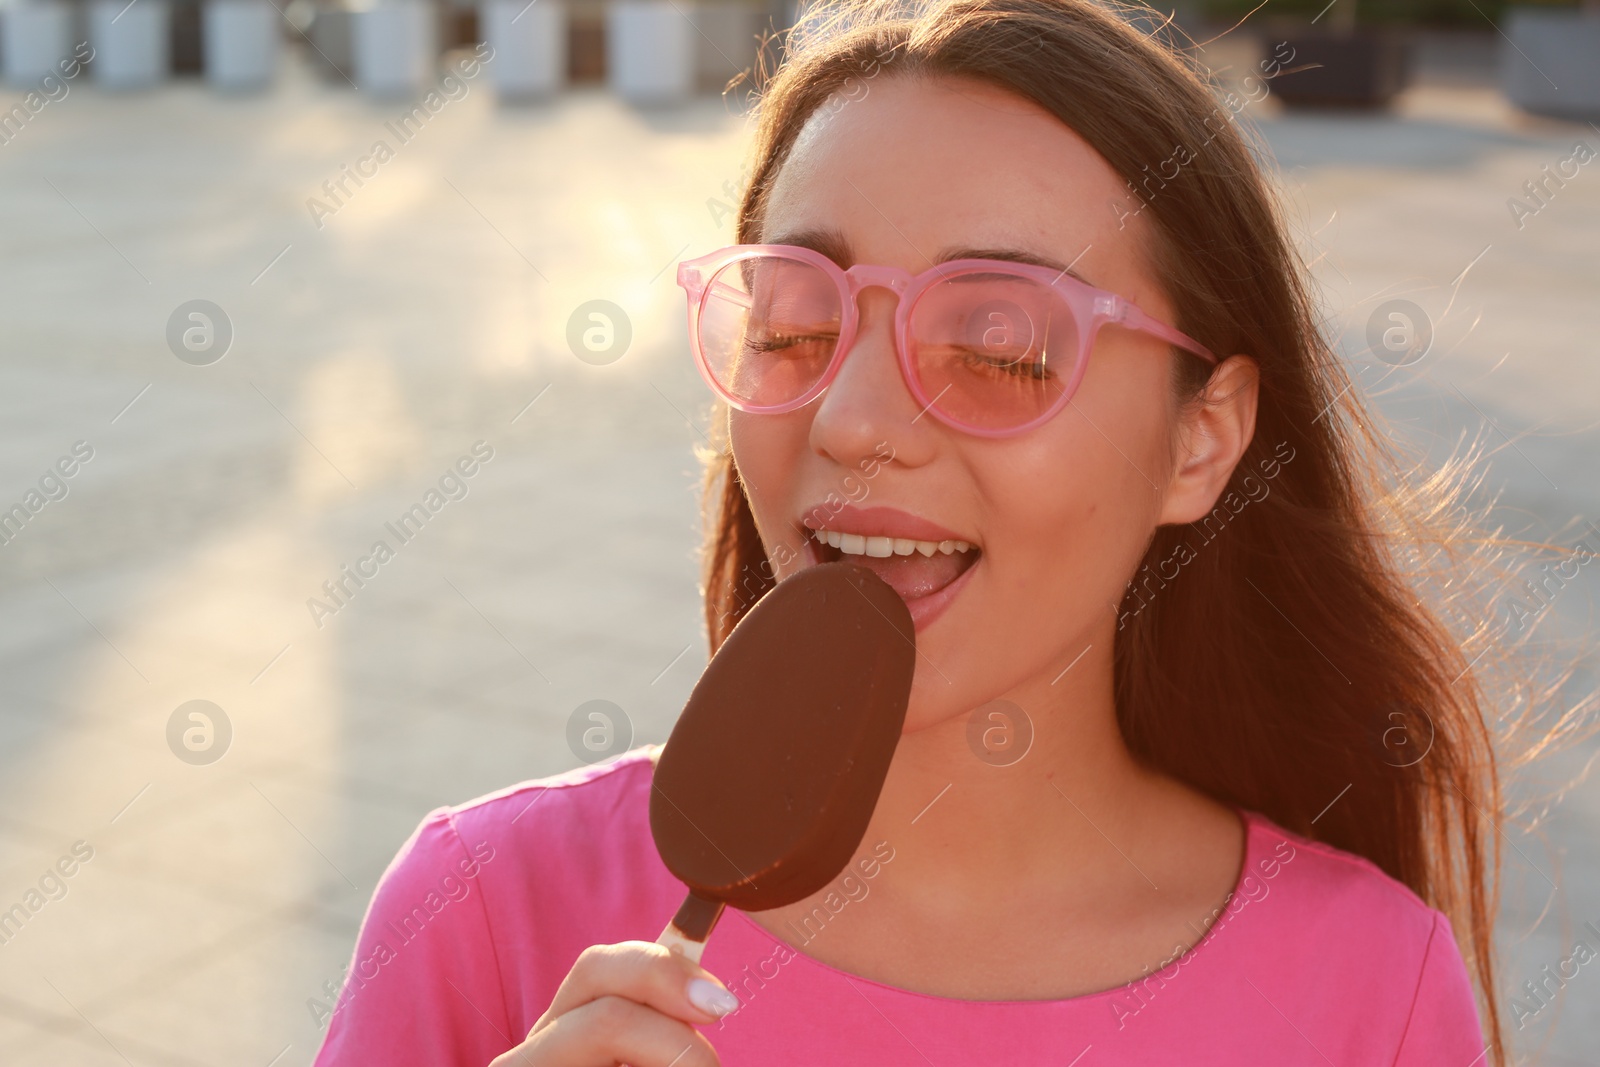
[0,50,1595,1066]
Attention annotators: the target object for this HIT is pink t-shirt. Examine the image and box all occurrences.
[312,748,1485,1065]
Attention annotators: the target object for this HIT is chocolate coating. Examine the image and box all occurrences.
[650,562,916,912]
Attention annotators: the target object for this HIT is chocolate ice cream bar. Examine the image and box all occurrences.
[651,561,916,961]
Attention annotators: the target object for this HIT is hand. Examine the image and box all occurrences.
[487,940,739,1067]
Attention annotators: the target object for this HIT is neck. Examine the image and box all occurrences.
[863,636,1153,896]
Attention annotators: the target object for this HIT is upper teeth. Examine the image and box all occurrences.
[812,529,974,557]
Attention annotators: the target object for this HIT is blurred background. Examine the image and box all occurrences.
[0,0,1596,1062]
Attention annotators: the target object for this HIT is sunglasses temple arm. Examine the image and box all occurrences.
[1120,304,1218,365]
[707,278,755,309]
[677,261,757,310]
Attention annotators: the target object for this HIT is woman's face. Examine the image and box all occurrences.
[731,74,1227,732]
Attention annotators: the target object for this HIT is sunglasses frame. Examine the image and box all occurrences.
[677,243,1218,439]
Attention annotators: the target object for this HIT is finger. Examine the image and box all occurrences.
[505,995,722,1067]
[536,942,740,1032]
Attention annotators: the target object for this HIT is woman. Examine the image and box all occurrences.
[315,0,1513,1062]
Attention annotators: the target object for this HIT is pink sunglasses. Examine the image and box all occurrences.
[677,243,1217,438]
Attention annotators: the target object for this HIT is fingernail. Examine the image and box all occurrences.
[687,976,740,1017]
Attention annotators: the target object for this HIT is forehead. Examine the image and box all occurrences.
[761,74,1144,278]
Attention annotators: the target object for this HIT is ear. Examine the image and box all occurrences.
[1158,355,1259,525]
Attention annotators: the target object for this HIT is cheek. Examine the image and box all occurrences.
[728,410,812,578]
[904,363,1172,728]
[970,441,1141,648]
[986,428,1155,613]
[1000,357,1172,603]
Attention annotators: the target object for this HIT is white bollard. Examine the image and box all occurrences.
[353,0,438,97]
[1503,9,1600,122]
[88,0,172,89]
[607,0,693,104]
[203,0,280,90]
[481,0,564,99]
[2,0,75,86]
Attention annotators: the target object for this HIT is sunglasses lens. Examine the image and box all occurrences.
[909,272,1080,432]
[697,255,843,409]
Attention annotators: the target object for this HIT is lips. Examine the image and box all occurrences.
[799,505,968,545]
[799,505,980,631]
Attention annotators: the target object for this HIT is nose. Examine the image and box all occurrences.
[808,267,933,468]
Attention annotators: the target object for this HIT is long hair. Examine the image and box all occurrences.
[695,1,1590,1059]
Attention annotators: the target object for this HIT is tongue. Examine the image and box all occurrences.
[849,550,975,601]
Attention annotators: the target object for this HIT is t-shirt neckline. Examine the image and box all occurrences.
[726,805,1259,1009]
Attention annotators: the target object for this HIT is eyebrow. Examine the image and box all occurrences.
[761,228,1093,286]
[936,246,1092,286]
[764,227,854,266]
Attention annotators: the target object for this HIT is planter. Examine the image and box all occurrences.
[607,0,692,103]
[567,5,602,82]
[1,0,74,86]
[353,0,438,96]
[89,0,172,89]
[691,1,759,93]
[171,0,203,72]
[204,0,280,89]
[1502,8,1600,121]
[1268,29,1409,110]
[440,0,477,47]
[481,0,564,98]
[310,1,357,83]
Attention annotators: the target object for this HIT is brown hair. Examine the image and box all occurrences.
[696,1,1588,1058]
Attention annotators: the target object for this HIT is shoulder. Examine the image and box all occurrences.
[380,745,664,879]
[1223,811,1482,1056]
[321,747,680,1051]
[359,745,671,938]
[440,744,663,845]
[448,744,681,920]
[419,746,674,910]
[1237,811,1439,944]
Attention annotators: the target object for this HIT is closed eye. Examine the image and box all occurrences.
[747,332,837,353]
